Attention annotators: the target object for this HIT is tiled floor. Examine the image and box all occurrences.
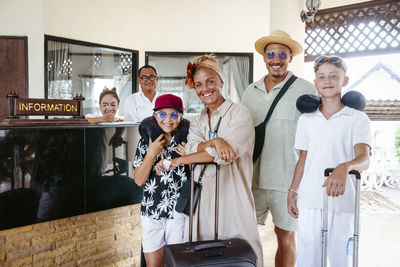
[257,216,277,267]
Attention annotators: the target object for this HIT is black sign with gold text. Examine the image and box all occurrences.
[3,92,88,125]
[15,98,79,116]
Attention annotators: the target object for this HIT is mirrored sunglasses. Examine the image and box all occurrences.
[155,111,181,121]
[140,75,157,81]
[314,56,341,65]
[266,51,288,60]
[314,56,346,72]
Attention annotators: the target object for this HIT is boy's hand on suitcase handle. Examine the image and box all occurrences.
[322,163,348,197]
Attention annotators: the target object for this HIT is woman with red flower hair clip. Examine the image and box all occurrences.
[156,54,263,266]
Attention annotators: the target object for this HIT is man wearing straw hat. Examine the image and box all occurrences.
[242,30,316,267]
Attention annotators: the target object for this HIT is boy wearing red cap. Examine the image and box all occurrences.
[133,94,189,267]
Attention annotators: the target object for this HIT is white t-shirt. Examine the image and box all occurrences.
[295,106,371,213]
[123,91,160,122]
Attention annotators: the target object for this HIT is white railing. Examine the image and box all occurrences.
[361,169,400,191]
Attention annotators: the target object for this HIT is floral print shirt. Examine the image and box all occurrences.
[133,136,188,220]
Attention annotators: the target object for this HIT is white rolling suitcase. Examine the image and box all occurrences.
[322,168,362,267]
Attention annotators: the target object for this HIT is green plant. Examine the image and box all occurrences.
[395,128,400,162]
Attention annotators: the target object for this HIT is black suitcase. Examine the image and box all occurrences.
[163,162,257,267]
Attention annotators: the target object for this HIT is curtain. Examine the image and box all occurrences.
[231,57,250,99]
[47,41,73,99]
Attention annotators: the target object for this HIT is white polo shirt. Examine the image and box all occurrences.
[123,91,160,122]
[295,106,371,214]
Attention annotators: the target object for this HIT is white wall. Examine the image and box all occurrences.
[0,0,44,97]
[43,0,143,52]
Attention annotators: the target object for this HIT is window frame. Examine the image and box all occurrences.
[44,35,139,98]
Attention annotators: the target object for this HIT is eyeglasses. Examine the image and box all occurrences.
[139,75,157,81]
[265,51,288,60]
[314,56,347,72]
[155,111,182,121]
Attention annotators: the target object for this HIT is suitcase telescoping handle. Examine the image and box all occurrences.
[189,162,220,243]
[322,168,361,267]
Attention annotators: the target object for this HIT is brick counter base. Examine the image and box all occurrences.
[0,204,141,266]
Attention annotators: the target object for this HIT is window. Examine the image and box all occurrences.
[45,35,138,116]
[146,52,253,118]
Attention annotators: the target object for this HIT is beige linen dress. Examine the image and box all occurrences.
[185,99,263,266]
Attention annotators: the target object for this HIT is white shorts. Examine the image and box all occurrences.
[141,211,186,253]
[297,207,354,267]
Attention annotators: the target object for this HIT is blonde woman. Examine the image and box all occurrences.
[157,54,263,266]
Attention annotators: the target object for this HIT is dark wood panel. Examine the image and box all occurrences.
[0,36,29,121]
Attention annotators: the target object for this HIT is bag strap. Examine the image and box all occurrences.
[214,116,222,132]
[199,116,223,184]
[197,165,207,184]
[261,74,297,126]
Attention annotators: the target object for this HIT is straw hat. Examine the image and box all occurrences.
[254,30,303,56]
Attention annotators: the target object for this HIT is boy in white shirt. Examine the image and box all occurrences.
[287,55,371,267]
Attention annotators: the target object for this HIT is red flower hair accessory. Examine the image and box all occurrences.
[185,58,224,89]
[185,62,197,89]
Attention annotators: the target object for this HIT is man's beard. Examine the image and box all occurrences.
[271,72,286,78]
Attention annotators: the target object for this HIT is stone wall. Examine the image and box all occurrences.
[0,204,141,266]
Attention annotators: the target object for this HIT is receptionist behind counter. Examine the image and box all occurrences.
[84,88,143,212]
[124,65,160,122]
[86,87,123,124]
[84,88,123,179]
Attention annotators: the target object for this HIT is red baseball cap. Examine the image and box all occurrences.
[153,94,184,113]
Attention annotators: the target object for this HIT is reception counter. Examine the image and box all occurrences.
[0,123,143,231]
